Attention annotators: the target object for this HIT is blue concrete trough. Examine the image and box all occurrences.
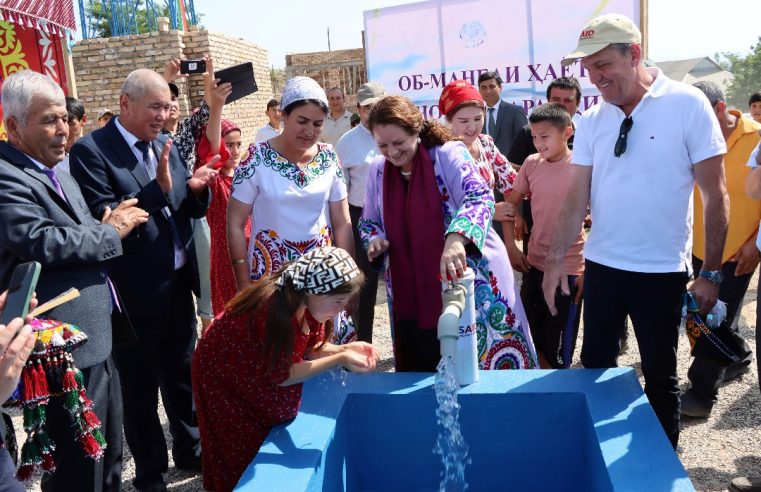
[236,368,694,491]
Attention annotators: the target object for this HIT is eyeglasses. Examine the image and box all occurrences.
[614,116,633,157]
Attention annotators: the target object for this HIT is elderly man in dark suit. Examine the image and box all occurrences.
[478,71,528,240]
[69,68,216,492]
[0,69,148,492]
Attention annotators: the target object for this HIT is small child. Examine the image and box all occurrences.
[505,103,585,369]
[192,247,379,492]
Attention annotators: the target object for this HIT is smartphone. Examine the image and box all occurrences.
[180,59,206,75]
[0,262,41,328]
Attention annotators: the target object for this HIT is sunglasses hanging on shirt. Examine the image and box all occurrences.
[614,116,634,157]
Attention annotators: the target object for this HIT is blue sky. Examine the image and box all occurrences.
[190,0,760,68]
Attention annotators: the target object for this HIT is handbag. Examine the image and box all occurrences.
[682,292,744,367]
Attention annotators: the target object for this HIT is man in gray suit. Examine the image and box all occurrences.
[478,71,528,240]
[0,69,148,492]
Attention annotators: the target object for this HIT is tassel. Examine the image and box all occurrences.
[34,405,46,426]
[16,463,35,482]
[34,362,49,402]
[41,451,56,473]
[74,367,85,389]
[34,430,55,453]
[79,389,93,410]
[91,427,107,448]
[82,409,101,430]
[77,432,103,460]
[21,364,36,403]
[62,369,80,414]
[22,407,35,432]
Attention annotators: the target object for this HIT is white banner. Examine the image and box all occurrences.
[364,0,641,118]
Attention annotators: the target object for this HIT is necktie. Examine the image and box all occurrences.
[134,141,186,258]
[488,107,497,138]
[41,167,66,201]
[43,166,122,312]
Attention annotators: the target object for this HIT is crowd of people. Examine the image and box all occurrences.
[0,11,758,492]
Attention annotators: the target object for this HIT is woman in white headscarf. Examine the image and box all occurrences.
[227,77,356,342]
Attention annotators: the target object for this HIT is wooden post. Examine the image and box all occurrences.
[61,36,78,98]
[640,0,649,60]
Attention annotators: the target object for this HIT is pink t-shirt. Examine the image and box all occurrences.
[513,152,585,275]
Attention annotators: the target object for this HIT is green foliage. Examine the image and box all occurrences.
[85,0,200,38]
[715,36,761,108]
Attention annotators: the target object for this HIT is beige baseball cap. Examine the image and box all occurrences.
[561,13,641,67]
[357,82,386,106]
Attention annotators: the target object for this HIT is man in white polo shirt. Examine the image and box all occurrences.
[335,82,385,342]
[543,13,728,448]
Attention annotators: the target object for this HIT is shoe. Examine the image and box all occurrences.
[729,476,761,492]
[680,389,712,418]
[174,454,202,473]
[722,362,751,384]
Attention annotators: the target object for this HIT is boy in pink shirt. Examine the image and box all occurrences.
[505,103,585,368]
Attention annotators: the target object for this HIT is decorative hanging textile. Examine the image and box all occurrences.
[3,318,106,482]
[0,1,76,35]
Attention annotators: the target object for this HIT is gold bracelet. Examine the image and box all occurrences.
[231,258,247,265]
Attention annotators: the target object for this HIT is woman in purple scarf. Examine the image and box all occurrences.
[359,96,537,371]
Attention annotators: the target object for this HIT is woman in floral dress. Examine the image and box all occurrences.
[227,77,356,342]
[360,95,537,371]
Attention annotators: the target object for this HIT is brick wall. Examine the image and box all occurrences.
[286,48,367,106]
[71,29,273,146]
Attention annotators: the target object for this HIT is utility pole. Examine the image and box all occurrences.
[327,27,331,51]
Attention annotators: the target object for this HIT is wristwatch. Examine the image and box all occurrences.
[699,269,723,286]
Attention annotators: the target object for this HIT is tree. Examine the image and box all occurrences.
[270,67,286,96]
[715,36,761,108]
[84,0,203,38]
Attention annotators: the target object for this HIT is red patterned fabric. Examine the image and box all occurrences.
[438,79,484,117]
[0,21,69,140]
[0,0,77,35]
[192,301,325,492]
[207,174,250,314]
[0,0,76,34]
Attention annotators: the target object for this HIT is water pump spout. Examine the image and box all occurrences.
[437,268,479,385]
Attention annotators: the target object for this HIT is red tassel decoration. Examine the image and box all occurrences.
[62,368,80,414]
[16,464,34,482]
[21,364,36,403]
[41,452,56,473]
[77,432,103,460]
[79,389,94,411]
[34,362,49,403]
[81,409,101,430]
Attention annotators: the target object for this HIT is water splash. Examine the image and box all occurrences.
[434,356,470,492]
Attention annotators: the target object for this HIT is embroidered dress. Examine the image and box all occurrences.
[360,141,537,369]
[207,174,250,315]
[192,302,325,492]
[474,134,517,192]
[231,141,355,342]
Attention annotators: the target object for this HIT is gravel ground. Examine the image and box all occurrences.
[15,269,760,491]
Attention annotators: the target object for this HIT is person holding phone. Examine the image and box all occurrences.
[196,77,249,319]
[0,69,148,491]
[162,55,231,334]
[0,290,38,492]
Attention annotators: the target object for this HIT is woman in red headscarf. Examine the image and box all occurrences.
[198,116,251,318]
[438,80,519,229]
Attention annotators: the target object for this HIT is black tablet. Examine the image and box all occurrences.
[215,62,258,104]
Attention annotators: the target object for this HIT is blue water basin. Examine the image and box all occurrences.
[236,369,694,492]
